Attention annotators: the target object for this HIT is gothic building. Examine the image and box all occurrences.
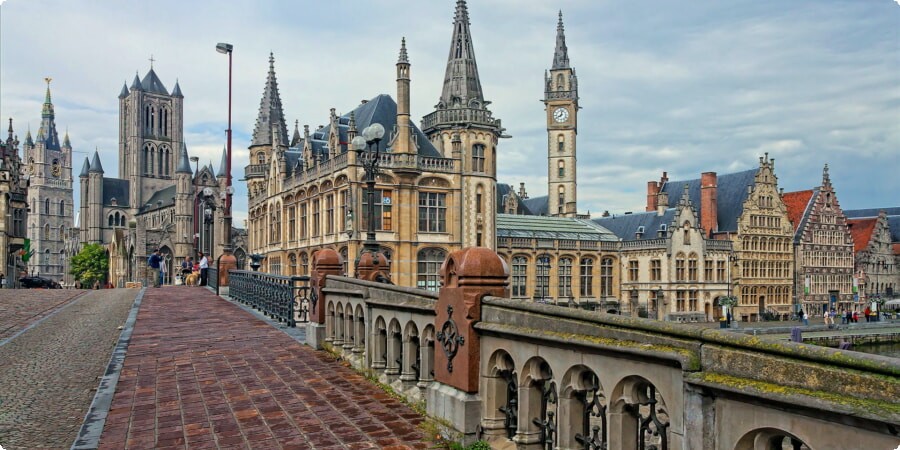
[22,79,74,282]
[845,208,900,301]
[595,186,733,321]
[245,2,504,287]
[0,119,29,285]
[782,165,855,314]
[78,67,235,286]
[644,155,795,321]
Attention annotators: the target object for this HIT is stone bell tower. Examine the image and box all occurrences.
[544,11,579,218]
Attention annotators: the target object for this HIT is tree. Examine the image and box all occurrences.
[70,243,109,287]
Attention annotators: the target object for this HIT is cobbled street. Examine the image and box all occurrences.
[0,289,137,449]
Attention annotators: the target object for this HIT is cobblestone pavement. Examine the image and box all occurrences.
[0,289,85,341]
[99,286,430,449]
[0,289,137,449]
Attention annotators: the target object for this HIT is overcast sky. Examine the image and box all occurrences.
[2,0,898,227]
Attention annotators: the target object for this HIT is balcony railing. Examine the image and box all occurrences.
[421,107,501,131]
[245,164,267,178]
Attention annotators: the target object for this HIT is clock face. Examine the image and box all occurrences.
[553,107,569,123]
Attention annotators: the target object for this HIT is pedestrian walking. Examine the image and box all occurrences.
[199,252,209,286]
[159,257,168,286]
[147,249,162,288]
[797,309,804,323]
[802,311,809,326]
[853,310,859,323]
[864,306,871,323]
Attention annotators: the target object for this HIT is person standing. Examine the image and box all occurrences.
[802,310,809,326]
[199,252,209,286]
[159,257,168,286]
[147,249,162,288]
[181,257,193,285]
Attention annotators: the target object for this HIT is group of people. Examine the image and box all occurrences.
[798,306,880,327]
[147,249,209,288]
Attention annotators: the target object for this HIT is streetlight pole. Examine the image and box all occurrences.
[215,42,234,252]
[350,123,385,256]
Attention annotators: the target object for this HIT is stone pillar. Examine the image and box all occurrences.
[355,250,390,283]
[217,250,237,292]
[306,248,342,350]
[427,247,509,443]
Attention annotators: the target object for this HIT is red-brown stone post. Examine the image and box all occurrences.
[307,248,342,349]
[433,247,509,393]
[355,250,391,283]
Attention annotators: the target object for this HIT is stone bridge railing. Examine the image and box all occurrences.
[300,247,899,450]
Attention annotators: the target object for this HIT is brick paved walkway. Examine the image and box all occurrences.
[0,289,85,341]
[99,286,430,449]
[0,289,136,449]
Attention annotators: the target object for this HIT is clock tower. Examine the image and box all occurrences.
[544,11,578,217]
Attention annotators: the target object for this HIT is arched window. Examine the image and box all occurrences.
[416,248,447,292]
[43,224,50,240]
[512,256,528,298]
[600,258,614,297]
[58,200,65,216]
[558,257,573,298]
[300,252,309,275]
[557,135,564,152]
[144,104,151,132]
[580,257,594,298]
[558,160,565,178]
[44,198,50,215]
[257,153,266,165]
[288,253,297,275]
[536,255,551,299]
[157,146,164,176]
[108,215,114,227]
[472,144,485,173]
[161,107,169,137]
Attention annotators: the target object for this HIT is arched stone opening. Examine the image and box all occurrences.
[334,302,345,347]
[372,316,387,370]
[401,321,420,385]
[386,319,403,378]
[735,428,812,450]
[343,303,354,352]
[325,302,335,344]
[559,365,607,450]
[419,324,435,387]
[610,376,670,450]
[354,305,366,353]
[481,350,517,441]
[518,357,556,447]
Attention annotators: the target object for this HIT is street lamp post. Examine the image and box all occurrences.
[215,42,234,252]
[350,123,385,257]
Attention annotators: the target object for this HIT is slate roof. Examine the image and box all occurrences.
[302,95,441,161]
[283,150,303,176]
[89,151,104,173]
[141,68,169,95]
[660,168,757,233]
[845,208,900,242]
[102,178,131,207]
[139,185,177,214]
[847,218,877,253]
[594,209,677,241]
[250,54,289,148]
[782,189,816,238]
[79,157,90,177]
[498,214,618,241]
[890,217,900,243]
[522,195,549,216]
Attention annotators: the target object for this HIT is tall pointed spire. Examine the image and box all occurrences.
[25,126,33,147]
[438,0,485,108]
[250,53,289,148]
[79,156,91,178]
[37,77,61,150]
[398,37,409,64]
[131,72,142,90]
[217,144,228,177]
[176,143,192,174]
[89,150,104,173]
[119,82,129,98]
[63,130,71,148]
[290,120,301,147]
[552,10,570,69]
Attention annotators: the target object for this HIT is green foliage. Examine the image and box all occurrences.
[70,243,109,286]
[466,441,491,450]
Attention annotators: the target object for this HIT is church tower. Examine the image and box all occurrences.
[422,0,504,248]
[245,53,288,207]
[118,65,184,211]
[24,78,75,281]
[544,12,579,217]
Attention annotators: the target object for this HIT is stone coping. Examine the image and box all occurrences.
[325,274,440,298]
[483,296,900,378]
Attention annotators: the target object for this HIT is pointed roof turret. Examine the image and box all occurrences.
[119,83,129,98]
[89,150,104,173]
[250,53,289,148]
[79,156,90,178]
[437,0,485,108]
[398,37,409,64]
[25,127,33,147]
[290,120,301,147]
[176,143,192,174]
[130,72,142,90]
[6,118,12,143]
[63,131,71,148]
[172,80,183,97]
[37,77,61,150]
[141,68,169,95]
[552,11,570,69]
[217,144,228,177]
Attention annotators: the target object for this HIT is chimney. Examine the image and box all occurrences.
[647,181,659,212]
[701,172,718,238]
[657,191,668,216]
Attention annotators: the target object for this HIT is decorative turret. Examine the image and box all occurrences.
[250,53,289,149]
[130,72,142,90]
[79,156,90,178]
[36,77,61,151]
[172,80,183,98]
[176,143,192,174]
[119,83,129,99]
[24,128,33,147]
[394,38,413,155]
[291,120,301,147]
[217,144,228,178]
[89,150,104,173]
[62,131,71,148]
[552,11,570,70]
[438,0,484,108]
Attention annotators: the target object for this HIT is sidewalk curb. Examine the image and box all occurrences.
[71,288,145,450]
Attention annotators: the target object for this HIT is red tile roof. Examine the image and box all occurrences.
[782,190,815,232]
[893,243,900,256]
[847,218,878,253]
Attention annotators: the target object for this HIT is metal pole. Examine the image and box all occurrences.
[224,49,233,250]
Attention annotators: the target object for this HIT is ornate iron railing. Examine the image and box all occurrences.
[228,271,311,327]
[208,265,219,293]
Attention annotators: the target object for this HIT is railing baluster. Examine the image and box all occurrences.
[224,270,311,328]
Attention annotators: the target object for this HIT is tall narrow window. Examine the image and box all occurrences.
[339,190,348,233]
[536,255,551,299]
[677,290,686,312]
[558,161,565,178]
[418,192,446,233]
[688,253,699,281]
[417,248,447,292]
[580,258,594,297]
[705,259,713,281]
[58,200,65,216]
[650,259,661,281]
[300,253,309,275]
[362,189,393,231]
[325,194,334,235]
[512,256,528,298]
[472,144,485,172]
[689,290,698,311]
[287,206,296,241]
[601,258,614,297]
[558,257,573,298]
[628,260,639,282]
[676,253,686,281]
[312,199,320,237]
[300,203,308,239]
[44,198,50,215]
[558,187,565,215]
[557,135,565,152]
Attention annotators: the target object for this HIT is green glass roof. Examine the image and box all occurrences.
[497,214,618,241]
